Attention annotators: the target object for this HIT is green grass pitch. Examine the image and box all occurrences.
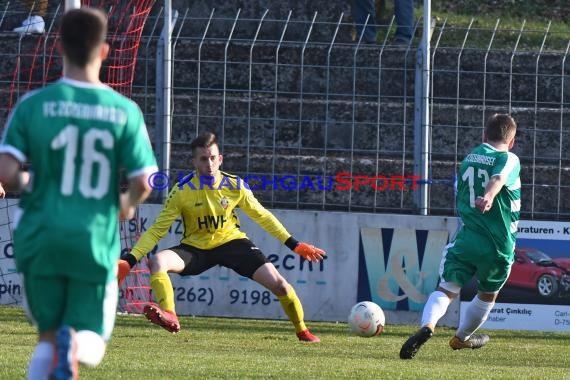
[0,305,568,379]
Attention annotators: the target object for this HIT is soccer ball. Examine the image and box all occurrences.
[348,301,385,337]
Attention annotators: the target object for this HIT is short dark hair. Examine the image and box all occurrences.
[190,132,219,154]
[485,113,517,143]
[60,8,107,67]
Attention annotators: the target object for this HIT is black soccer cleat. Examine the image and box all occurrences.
[449,333,490,350]
[399,326,434,359]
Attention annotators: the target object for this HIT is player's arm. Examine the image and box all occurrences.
[118,187,181,284]
[117,172,154,285]
[475,152,519,213]
[120,173,153,220]
[0,153,29,192]
[238,185,326,262]
[475,174,505,213]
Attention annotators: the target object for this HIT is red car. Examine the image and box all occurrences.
[507,248,570,298]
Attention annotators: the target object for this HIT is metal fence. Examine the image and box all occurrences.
[1,2,569,220]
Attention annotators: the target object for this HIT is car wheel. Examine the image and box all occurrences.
[537,274,558,298]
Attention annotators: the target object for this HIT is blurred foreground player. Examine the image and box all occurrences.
[0,7,157,379]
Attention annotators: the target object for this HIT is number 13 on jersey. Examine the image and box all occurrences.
[462,166,489,208]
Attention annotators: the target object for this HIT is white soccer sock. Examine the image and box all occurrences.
[420,290,452,327]
[455,296,494,341]
[76,330,106,367]
[27,341,54,380]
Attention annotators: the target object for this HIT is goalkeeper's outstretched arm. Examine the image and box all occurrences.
[238,185,327,263]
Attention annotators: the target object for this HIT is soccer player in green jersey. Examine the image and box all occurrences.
[400,113,521,359]
[118,132,327,342]
[0,8,157,379]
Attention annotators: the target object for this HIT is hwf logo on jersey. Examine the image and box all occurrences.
[358,227,449,311]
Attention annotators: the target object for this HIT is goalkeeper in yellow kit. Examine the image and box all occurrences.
[118,132,326,342]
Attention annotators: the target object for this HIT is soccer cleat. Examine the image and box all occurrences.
[13,15,45,34]
[399,326,433,359]
[449,334,490,350]
[49,326,78,380]
[296,329,320,343]
[143,304,181,333]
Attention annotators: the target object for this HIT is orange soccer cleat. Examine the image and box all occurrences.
[296,329,321,343]
[143,304,181,334]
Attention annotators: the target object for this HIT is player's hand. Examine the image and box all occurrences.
[117,253,139,286]
[294,242,326,262]
[475,196,493,213]
[117,259,132,287]
[0,183,5,198]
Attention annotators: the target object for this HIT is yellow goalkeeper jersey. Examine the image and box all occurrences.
[130,171,292,259]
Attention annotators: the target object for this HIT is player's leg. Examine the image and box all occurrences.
[22,273,65,379]
[449,251,510,350]
[148,248,186,313]
[401,237,473,359]
[400,284,458,360]
[144,245,214,333]
[216,239,320,342]
[144,248,186,333]
[449,290,493,350]
[64,277,118,369]
[455,291,497,340]
[251,262,319,342]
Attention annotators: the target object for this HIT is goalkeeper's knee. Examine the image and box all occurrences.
[76,330,106,367]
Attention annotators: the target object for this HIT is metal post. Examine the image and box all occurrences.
[155,33,165,186]
[297,12,317,207]
[155,7,178,194]
[558,41,570,215]
[349,14,369,211]
[373,18,394,210]
[196,10,215,135]
[246,9,269,174]
[221,10,241,148]
[413,0,432,215]
[159,0,173,202]
[271,11,292,207]
[323,13,344,209]
[531,22,551,219]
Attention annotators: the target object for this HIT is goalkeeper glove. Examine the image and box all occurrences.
[117,253,138,286]
[285,237,326,262]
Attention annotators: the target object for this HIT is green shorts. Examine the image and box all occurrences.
[23,273,118,340]
[441,227,514,293]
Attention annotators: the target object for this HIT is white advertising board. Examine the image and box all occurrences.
[462,220,570,332]
[127,205,460,325]
[3,196,567,332]
[0,199,21,305]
